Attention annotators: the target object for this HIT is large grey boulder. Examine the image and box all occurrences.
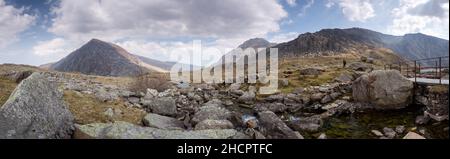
[143,113,185,130]
[352,70,413,109]
[237,91,256,104]
[254,103,287,113]
[0,73,74,139]
[142,97,177,116]
[258,111,303,139]
[347,62,372,72]
[74,121,246,139]
[334,73,354,83]
[191,105,232,124]
[194,120,234,130]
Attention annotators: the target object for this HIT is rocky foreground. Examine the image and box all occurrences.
[0,67,448,139]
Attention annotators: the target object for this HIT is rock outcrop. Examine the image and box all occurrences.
[0,73,74,139]
[143,113,185,130]
[352,70,413,109]
[142,97,177,116]
[191,104,232,124]
[0,70,34,83]
[258,111,303,139]
[74,121,246,139]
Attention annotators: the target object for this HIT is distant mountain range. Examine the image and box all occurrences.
[48,39,174,76]
[44,28,448,77]
[274,28,449,62]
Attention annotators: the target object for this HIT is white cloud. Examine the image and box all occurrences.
[325,1,335,8]
[0,0,35,48]
[49,0,287,42]
[33,38,67,56]
[117,39,236,66]
[281,19,294,25]
[269,32,298,43]
[388,0,449,39]
[32,38,83,63]
[326,0,375,22]
[298,0,315,16]
[38,0,288,63]
[286,0,297,6]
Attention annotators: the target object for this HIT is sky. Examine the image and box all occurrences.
[0,0,449,66]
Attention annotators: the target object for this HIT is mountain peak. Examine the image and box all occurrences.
[88,38,105,43]
[49,39,171,76]
[84,38,112,46]
[238,38,274,49]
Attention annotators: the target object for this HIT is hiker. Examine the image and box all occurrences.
[343,59,347,68]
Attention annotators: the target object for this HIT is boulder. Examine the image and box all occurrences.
[254,103,287,113]
[127,97,140,104]
[143,113,185,130]
[194,120,234,130]
[371,130,384,137]
[280,79,289,87]
[403,132,426,139]
[228,83,241,91]
[74,121,246,139]
[143,89,158,99]
[265,94,285,102]
[311,93,325,102]
[143,97,177,116]
[0,70,33,83]
[299,67,324,76]
[104,108,115,118]
[95,88,119,102]
[0,73,74,139]
[347,62,372,72]
[289,115,323,132]
[383,127,396,139]
[352,70,413,109]
[395,125,405,134]
[320,95,332,104]
[415,115,430,125]
[238,91,256,104]
[258,111,303,139]
[191,105,232,124]
[318,133,327,139]
[334,73,354,83]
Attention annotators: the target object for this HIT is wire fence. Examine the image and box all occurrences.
[384,56,449,84]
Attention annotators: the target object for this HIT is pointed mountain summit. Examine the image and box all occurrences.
[50,39,170,76]
[237,38,276,50]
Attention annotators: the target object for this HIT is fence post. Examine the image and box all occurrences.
[406,64,409,77]
[439,57,442,84]
[435,60,438,79]
[414,61,417,83]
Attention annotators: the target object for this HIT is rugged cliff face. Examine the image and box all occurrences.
[274,28,449,64]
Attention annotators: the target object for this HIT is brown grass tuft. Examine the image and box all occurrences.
[63,90,146,125]
[129,73,171,93]
[0,78,18,107]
